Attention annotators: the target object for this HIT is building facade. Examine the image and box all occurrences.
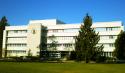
[2,19,124,58]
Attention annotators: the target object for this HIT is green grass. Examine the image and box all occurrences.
[0,62,125,73]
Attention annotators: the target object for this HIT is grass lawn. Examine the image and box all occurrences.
[0,62,125,73]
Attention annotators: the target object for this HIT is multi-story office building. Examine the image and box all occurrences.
[2,19,124,58]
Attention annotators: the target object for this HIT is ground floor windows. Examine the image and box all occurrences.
[40,51,114,60]
[103,52,112,57]
[41,51,70,60]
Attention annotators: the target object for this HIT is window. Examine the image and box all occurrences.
[7,44,27,47]
[7,50,26,54]
[7,30,27,37]
[103,52,112,57]
[112,27,120,31]
[53,29,58,32]
[14,30,18,33]
[95,28,106,32]
[109,44,114,47]
[63,44,73,47]
[49,36,74,40]
[106,27,112,31]
[48,30,53,33]
[64,28,79,32]
[106,27,120,31]
[109,36,113,39]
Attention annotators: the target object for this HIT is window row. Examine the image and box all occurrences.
[47,43,114,48]
[7,44,27,47]
[47,44,73,48]
[48,27,120,33]
[48,35,116,41]
[95,27,120,32]
[99,43,115,47]
[63,44,73,47]
[7,50,26,53]
[7,37,27,41]
[48,36,75,40]
[103,52,112,57]
[48,28,79,33]
[7,30,27,34]
[109,43,114,47]
[100,35,117,39]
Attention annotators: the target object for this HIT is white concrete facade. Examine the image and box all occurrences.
[2,19,124,57]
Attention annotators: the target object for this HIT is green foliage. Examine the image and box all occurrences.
[75,14,103,63]
[69,51,77,60]
[27,49,32,57]
[96,56,107,63]
[0,16,9,27]
[48,35,58,51]
[40,27,47,58]
[114,31,125,60]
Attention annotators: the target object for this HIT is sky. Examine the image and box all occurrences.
[0,0,125,25]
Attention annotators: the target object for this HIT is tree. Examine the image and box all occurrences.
[27,49,32,57]
[75,14,103,63]
[47,35,59,60]
[39,27,47,58]
[48,35,58,51]
[0,16,9,58]
[113,31,125,60]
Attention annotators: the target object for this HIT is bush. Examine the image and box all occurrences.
[96,56,107,63]
[69,51,76,60]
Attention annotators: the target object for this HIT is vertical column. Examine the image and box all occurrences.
[27,23,47,57]
[27,23,42,56]
[2,30,7,57]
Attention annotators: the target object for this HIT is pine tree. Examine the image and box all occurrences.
[0,16,9,58]
[75,14,103,63]
[114,31,125,60]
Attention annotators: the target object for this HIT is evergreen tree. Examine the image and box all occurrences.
[114,31,125,60]
[0,16,9,58]
[75,14,103,63]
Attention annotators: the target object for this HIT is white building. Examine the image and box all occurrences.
[2,19,124,58]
